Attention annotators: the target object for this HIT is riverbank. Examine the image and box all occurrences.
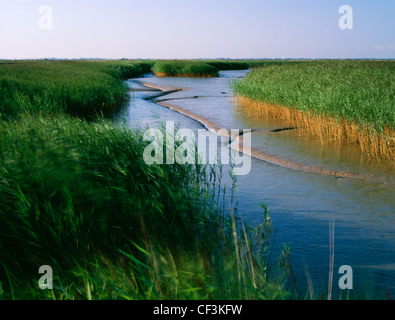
[232,60,394,160]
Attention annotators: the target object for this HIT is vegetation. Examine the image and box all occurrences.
[0,60,150,119]
[0,60,289,299]
[243,60,302,68]
[205,60,250,70]
[151,60,253,77]
[232,60,395,159]
[0,115,289,299]
[152,60,219,77]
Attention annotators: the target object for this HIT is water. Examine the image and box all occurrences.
[116,70,395,299]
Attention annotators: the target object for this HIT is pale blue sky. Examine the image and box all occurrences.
[0,0,394,59]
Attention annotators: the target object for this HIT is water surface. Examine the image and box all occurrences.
[117,70,395,299]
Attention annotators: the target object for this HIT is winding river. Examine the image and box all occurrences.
[116,70,395,299]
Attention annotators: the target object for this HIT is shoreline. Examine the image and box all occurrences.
[128,78,392,183]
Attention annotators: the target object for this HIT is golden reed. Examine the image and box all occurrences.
[234,96,394,161]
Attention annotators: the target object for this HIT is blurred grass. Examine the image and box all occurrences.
[0,116,289,300]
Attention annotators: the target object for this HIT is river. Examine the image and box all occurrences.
[115,69,395,299]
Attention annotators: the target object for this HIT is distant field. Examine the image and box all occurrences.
[151,60,254,77]
[232,60,395,159]
[152,60,219,77]
[243,60,303,68]
[205,60,250,70]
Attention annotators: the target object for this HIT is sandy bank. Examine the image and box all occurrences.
[128,80,391,183]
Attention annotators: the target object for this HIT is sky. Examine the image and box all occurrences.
[0,0,394,59]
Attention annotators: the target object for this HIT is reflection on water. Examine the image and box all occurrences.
[118,70,395,299]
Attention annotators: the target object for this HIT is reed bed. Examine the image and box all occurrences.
[243,60,301,68]
[151,60,252,77]
[0,115,289,300]
[152,60,219,77]
[232,60,394,160]
[204,60,249,70]
[0,60,150,119]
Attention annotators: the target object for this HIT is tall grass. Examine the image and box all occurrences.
[232,60,395,159]
[204,60,249,70]
[243,60,302,68]
[0,59,290,300]
[0,115,289,299]
[151,60,253,77]
[152,60,219,77]
[0,60,150,119]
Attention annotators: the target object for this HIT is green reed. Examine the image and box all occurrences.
[0,115,289,299]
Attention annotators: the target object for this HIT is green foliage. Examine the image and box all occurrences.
[152,60,219,77]
[0,60,148,119]
[232,60,395,132]
[0,59,290,300]
[243,60,301,68]
[205,60,249,70]
[0,115,288,299]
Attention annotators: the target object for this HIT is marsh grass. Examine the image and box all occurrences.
[0,115,290,300]
[204,60,249,71]
[151,60,253,77]
[232,60,395,160]
[152,61,219,77]
[0,60,150,119]
[244,60,302,68]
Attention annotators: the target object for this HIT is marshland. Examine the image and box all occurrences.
[232,60,394,160]
[0,59,394,300]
